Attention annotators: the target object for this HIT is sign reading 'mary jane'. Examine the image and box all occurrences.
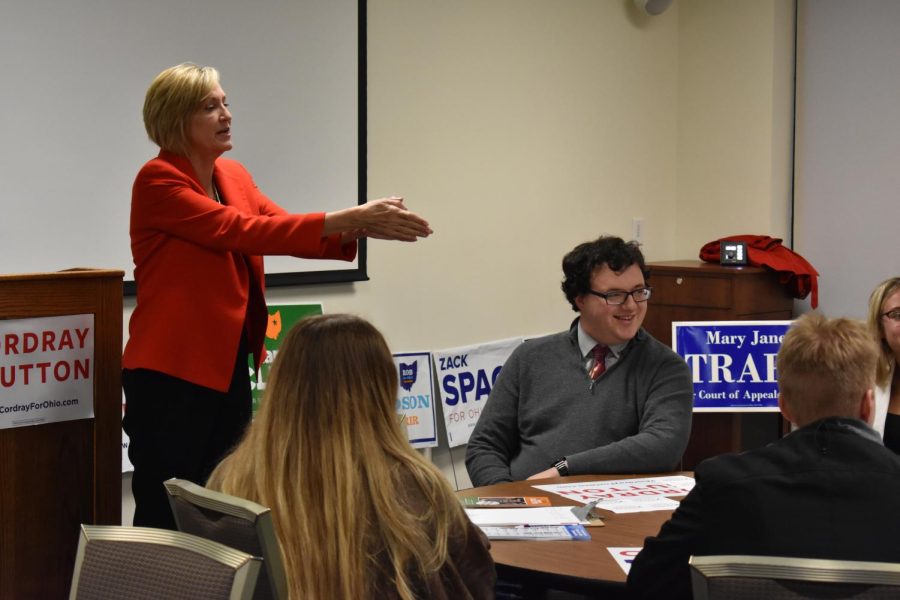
[0,314,95,429]
[673,320,792,412]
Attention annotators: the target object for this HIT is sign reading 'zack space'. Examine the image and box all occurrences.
[0,314,95,429]
[434,337,522,447]
[672,320,792,412]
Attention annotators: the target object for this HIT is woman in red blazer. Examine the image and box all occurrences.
[122,63,432,529]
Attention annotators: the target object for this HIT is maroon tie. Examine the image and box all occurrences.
[589,344,609,380]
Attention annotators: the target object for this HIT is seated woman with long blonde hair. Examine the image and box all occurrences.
[207,314,495,599]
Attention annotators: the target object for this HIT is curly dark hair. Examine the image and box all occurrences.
[561,236,650,312]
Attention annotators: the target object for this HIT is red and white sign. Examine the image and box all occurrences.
[0,314,95,429]
[608,547,642,574]
[535,475,694,502]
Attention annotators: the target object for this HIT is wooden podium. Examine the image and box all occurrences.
[0,269,123,599]
[643,261,794,469]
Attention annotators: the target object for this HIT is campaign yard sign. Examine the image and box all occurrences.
[393,352,438,448]
[434,337,522,447]
[673,320,792,412]
[1,314,95,429]
[249,303,324,414]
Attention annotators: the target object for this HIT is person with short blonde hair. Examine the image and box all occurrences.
[867,277,900,451]
[143,63,222,155]
[123,63,433,529]
[776,313,879,427]
[208,314,495,600]
[628,313,900,600]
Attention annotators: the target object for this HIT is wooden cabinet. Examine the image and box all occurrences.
[644,260,793,346]
[642,260,793,469]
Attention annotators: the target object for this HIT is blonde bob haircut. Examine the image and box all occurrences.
[776,313,879,427]
[143,63,220,155]
[867,277,900,387]
[208,314,470,600]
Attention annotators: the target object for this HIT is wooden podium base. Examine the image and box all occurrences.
[0,269,123,599]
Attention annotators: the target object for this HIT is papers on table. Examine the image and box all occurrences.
[479,524,591,541]
[460,495,551,507]
[533,475,695,514]
[464,506,585,526]
[465,507,594,540]
[598,497,681,513]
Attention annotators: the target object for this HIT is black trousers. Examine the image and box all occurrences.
[122,340,252,530]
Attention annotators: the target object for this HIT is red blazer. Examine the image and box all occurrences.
[122,151,356,392]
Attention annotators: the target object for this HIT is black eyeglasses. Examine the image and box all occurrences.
[882,309,900,322]
[587,287,652,305]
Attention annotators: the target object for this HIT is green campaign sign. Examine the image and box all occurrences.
[249,303,323,414]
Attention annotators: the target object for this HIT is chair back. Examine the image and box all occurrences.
[165,478,287,600]
[690,554,900,600]
[69,524,260,600]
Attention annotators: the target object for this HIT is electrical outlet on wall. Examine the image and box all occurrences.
[632,218,644,244]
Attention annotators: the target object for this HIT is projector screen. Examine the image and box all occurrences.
[793,0,900,317]
[0,0,365,294]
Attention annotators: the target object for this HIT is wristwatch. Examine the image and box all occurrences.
[553,457,569,476]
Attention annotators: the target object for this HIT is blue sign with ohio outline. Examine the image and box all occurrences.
[393,351,438,448]
[672,320,792,412]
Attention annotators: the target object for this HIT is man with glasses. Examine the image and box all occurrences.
[466,236,693,487]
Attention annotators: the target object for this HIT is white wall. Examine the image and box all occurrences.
[121,0,796,511]
[675,0,795,257]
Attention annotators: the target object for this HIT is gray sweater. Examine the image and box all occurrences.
[465,323,694,487]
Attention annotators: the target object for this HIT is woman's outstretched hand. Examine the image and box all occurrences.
[357,197,432,242]
[326,196,433,243]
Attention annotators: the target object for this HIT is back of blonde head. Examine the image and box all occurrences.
[867,277,900,387]
[776,313,879,426]
[208,314,468,600]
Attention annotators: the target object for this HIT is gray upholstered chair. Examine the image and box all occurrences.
[690,554,900,600]
[69,524,260,600]
[164,478,287,600]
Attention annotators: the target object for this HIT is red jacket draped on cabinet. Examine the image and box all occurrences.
[699,235,819,309]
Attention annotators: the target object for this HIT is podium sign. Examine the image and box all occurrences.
[673,320,792,412]
[0,314,95,429]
